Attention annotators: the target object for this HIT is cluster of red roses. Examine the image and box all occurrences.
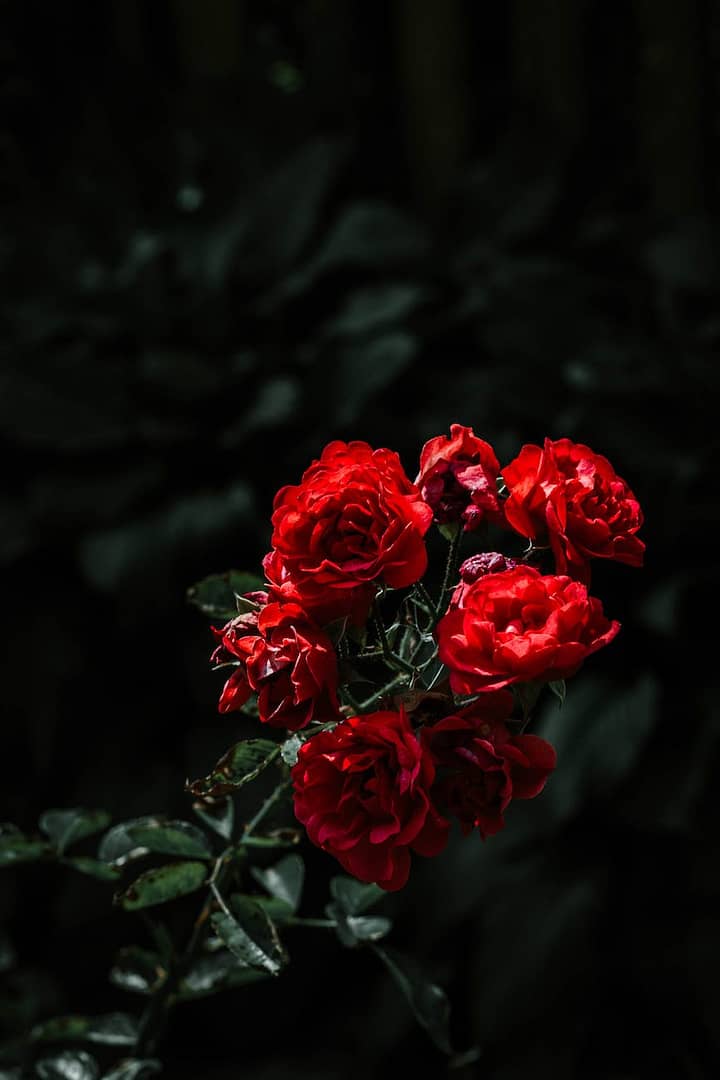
[211,426,644,891]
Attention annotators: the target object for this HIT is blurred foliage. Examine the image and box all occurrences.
[1,1,719,1077]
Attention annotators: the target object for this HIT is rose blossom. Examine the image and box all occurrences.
[416,423,501,532]
[267,441,432,626]
[502,437,645,580]
[450,552,518,609]
[436,564,620,693]
[212,600,341,731]
[422,691,556,837]
[291,708,449,891]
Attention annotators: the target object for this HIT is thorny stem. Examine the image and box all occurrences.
[435,528,463,622]
[243,778,293,838]
[371,597,415,675]
[359,672,407,710]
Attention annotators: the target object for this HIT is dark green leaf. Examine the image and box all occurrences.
[35,1051,100,1080]
[330,875,384,915]
[32,1016,91,1043]
[86,1014,138,1048]
[114,861,207,911]
[101,1061,161,1080]
[211,895,287,975]
[109,947,163,996]
[0,833,50,867]
[121,821,212,860]
[240,829,301,850]
[39,809,111,856]
[0,1068,22,1079]
[187,740,279,798]
[98,818,162,865]
[192,798,234,841]
[251,854,304,912]
[327,904,391,947]
[372,945,453,1055]
[186,571,265,620]
[179,951,267,999]
[62,857,121,882]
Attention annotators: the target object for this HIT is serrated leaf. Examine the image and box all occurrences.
[251,854,304,912]
[179,950,267,999]
[186,570,264,620]
[114,861,207,911]
[211,895,287,975]
[35,1050,100,1080]
[192,797,234,841]
[0,833,50,867]
[187,740,279,798]
[62,857,121,882]
[121,821,212,860]
[39,809,111,856]
[373,945,453,1055]
[101,1061,161,1080]
[97,818,160,865]
[280,735,302,767]
[109,946,164,996]
[329,875,384,915]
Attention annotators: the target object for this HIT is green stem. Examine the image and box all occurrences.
[372,597,415,675]
[287,916,336,929]
[359,672,407,711]
[243,778,293,839]
[435,527,463,621]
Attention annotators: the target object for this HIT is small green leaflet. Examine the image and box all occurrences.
[114,861,207,911]
[187,739,279,798]
[39,809,111,856]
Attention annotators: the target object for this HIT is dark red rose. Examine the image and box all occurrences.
[212,601,341,731]
[423,692,556,837]
[210,609,260,713]
[268,441,432,626]
[249,601,341,731]
[291,708,449,891]
[436,564,620,693]
[502,437,645,581]
[416,424,501,532]
[450,552,518,609]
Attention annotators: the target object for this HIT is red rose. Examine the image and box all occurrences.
[416,424,501,532]
[423,692,556,837]
[212,601,341,731]
[502,437,645,580]
[450,552,518,609]
[436,564,620,693]
[291,708,449,891]
[210,608,260,713]
[268,441,433,626]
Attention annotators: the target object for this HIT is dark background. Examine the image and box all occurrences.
[2,1,719,1077]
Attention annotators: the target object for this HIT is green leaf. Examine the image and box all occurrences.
[98,817,163,865]
[101,1062,161,1080]
[32,1016,91,1043]
[251,854,304,912]
[192,797,234,841]
[85,1014,139,1048]
[179,951,268,999]
[187,740,279,798]
[327,904,392,947]
[62,857,121,882]
[186,570,265,620]
[114,861,207,911]
[0,827,50,867]
[330,875,384,915]
[372,945,453,1055]
[240,829,301,850]
[280,735,302,767]
[109,947,163,996]
[97,817,211,863]
[211,895,287,975]
[39,809,111,856]
[35,1051,100,1080]
[121,821,212,860]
